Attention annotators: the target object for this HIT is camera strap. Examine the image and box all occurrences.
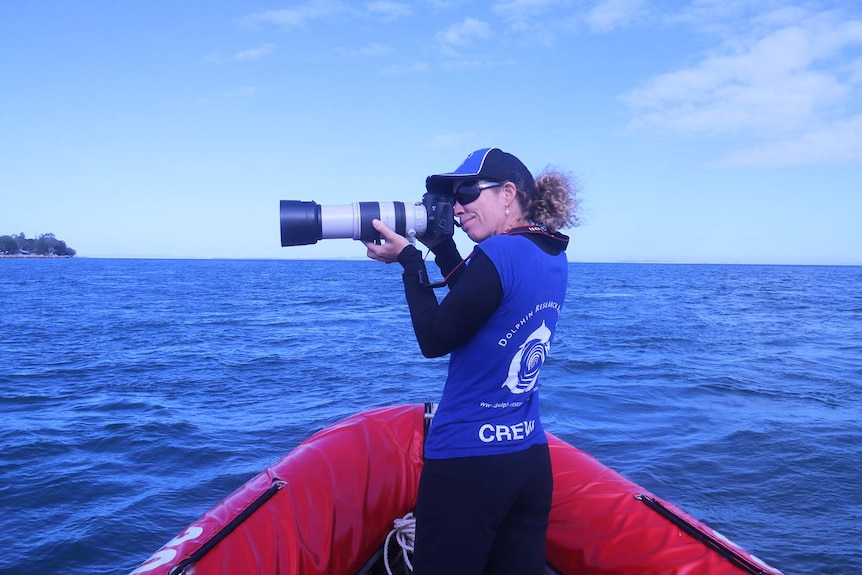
[419,225,569,289]
[419,250,474,289]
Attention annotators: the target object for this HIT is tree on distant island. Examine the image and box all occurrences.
[0,233,76,257]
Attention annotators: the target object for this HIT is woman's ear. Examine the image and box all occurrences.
[502,181,517,204]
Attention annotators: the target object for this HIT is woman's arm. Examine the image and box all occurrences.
[365,219,503,357]
[427,238,468,286]
[398,245,502,358]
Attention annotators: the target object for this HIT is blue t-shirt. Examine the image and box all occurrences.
[424,234,568,459]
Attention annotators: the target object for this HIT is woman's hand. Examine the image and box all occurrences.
[364,219,411,263]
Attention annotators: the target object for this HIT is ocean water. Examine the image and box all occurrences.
[1,258,860,575]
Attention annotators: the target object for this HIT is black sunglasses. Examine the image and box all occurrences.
[454,180,503,205]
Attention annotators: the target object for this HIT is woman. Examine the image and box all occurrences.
[365,147,579,575]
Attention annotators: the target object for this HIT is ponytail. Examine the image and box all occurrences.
[521,169,580,233]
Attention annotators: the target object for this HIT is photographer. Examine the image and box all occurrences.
[365,147,579,575]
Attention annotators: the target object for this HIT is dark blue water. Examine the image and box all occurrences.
[1,259,860,575]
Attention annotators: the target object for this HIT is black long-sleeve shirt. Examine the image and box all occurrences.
[396,234,565,358]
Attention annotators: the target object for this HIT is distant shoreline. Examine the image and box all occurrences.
[0,254,75,259]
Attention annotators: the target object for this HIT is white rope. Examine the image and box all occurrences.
[384,511,416,575]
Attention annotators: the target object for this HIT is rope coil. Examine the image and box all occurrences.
[384,512,416,574]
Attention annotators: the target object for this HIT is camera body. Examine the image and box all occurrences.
[280,190,456,247]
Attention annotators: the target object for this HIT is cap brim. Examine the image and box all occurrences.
[425,148,496,193]
[425,173,473,193]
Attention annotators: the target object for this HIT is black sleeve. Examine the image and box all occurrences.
[397,245,503,358]
[429,238,468,286]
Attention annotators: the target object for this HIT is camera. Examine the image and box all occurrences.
[280,190,456,247]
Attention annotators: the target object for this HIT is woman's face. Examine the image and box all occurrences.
[453,180,511,242]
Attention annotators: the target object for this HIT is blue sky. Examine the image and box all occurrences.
[2,1,860,264]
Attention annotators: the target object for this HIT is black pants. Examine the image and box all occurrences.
[413,443,553,575]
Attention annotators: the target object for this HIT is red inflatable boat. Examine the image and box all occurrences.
[129,404,783,575]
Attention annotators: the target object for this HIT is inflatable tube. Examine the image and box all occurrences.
[130,404,782,575]
[545,433,782,575]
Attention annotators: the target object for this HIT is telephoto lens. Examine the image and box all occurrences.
[280,200,428,246]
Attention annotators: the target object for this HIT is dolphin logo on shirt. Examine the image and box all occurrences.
[501,321,551,394]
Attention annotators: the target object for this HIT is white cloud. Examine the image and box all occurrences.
[380,62,431,75]
[350,42,392,57]
[440,57,516,71]
[493,0,558,27]
[366,1,412,20]
[245,0,348,27]
[586,0,647,33]
[226,86,260,98]
[848,57,862,84]
[624,7,862,166]
[626,27,852,135]
[714,115,862,168]
[245,0,410,27]
[435,17,492,56]
[232,43,278,62]
[424,0,456,9]
[325,43,392,59]
[670,0,831,47]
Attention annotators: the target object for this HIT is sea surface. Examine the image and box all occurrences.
[1,258,860,575]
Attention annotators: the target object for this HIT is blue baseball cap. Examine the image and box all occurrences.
[425,147,536,197]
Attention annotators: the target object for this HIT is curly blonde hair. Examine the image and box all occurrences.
[516,169,580,233]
